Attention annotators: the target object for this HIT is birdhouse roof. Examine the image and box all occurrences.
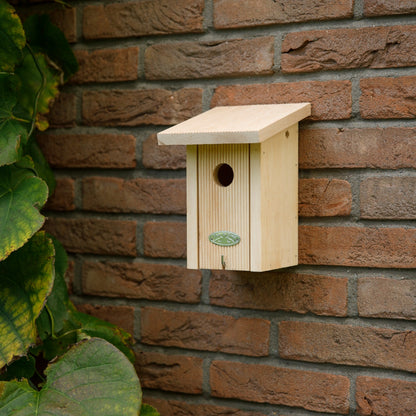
[157,103,311,145]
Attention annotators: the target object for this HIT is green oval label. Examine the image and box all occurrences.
[209,231,241,247]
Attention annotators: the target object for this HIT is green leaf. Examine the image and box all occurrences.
[0,165,48,261]
[26,136,56,195]
[70,309,135,364]
[0,232,55,368]
[14,48,60,132]
[140,404,160,416]
[37,236,69,339]
[0,355,35,382]
[24,14,78,82]
[0,0,25,72]
[0,338,142,416]
[0,74,30,167]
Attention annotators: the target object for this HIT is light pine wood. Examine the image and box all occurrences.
[186,146,199,269]
[250,124,299,271]
[158,104,310,271]
[157,104,311,145]
[198,144,250,270]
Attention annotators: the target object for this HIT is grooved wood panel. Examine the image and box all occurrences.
[198,144,250,270]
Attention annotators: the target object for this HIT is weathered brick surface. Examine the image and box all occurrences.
[141,307,270,356]
[211,361,350,414]
[282,26,416,73]
[37,134,136,169]
[82,88,203,126]
[358,277,416,320]
[211,80,352,120]
[83,0,204,39]
[299,178,351,217]
[135,351,203,394]
[360,177,416,219]
[213,0,353,29]
[71,47,139,84]
[75,303,135,335]
[299,127,416,169]
[299,225,416,268]
[44,218,136,256]
[145,38,274,80]
[364,0,416,16]
[47,92,76,128]
[45,178,75,211]
[82,177,185,214]
[144,397,267,416]
[82,261,201,303]
[279,321,416,372]
[143,222,186,258]
[360,76,416,119]
[142,134,186,170]
[210,270,348,317]
[356,376,416,415]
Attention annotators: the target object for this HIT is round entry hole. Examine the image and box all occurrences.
[214,163,234,187]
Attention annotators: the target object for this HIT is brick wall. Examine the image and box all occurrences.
[30,0,416,414]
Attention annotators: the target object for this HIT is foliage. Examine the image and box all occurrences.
[0,2,158,414]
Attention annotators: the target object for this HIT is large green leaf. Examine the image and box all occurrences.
[0,0,25,72]
[0,165,48,261]
[0,338,142,416]
[0,74,29,167]
[0,232,55,368]
[140,404,160,416]
[24,14,78,82]
[14,49,60,132]
[70,309,135,364]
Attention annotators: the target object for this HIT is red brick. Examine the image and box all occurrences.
[49,7,77,43]
[82,88,203,126]
[45,178,75,211]
[360,177,416,219]
[143,398,267,416]
[279,321,416,372]
[210,270,348,317]
[83,0,204,39]
[364,0,416,16]
[299,225,416,268]
[65,260,74,295]
[48,92,76,128]
[44,218,136,256]
[143,222,186,258]
[82,177,185,214]
[37,134,136,169]
[82,261,201,303]
[299,127,416,169]
[142,134,186,170]
[75,303,135,335]
[213,0,353,29]
[356,376,416,416]
[282,26,416,73]
[71,47,139,84]
[360,76,416,119]
[135,351,203,394]
[141,307,270,357]
[299,178,351,217]
[145,37,274,80]
[358,277,416,320]
[211,80,352,120]
[211,361,350,414]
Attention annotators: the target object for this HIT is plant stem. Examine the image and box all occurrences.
[45,304,56,339]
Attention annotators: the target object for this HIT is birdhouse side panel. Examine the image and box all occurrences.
[250,124,299,271]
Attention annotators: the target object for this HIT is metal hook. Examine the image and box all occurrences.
[221,255,226,270]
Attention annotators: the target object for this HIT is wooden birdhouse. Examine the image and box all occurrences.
[157,103,311,272]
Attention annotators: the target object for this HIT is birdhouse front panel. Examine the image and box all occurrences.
[198,143,250,271]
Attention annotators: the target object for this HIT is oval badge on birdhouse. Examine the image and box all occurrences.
[209,231,241,247]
